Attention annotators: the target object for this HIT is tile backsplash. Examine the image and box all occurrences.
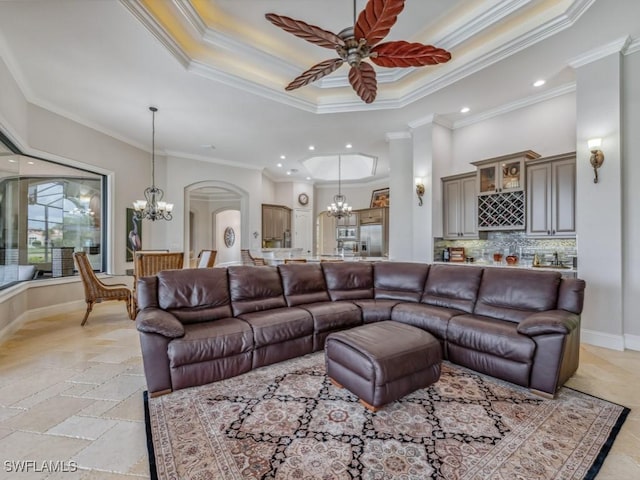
[434,231,576,266]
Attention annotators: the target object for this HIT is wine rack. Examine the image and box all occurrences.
[477,191,525,230]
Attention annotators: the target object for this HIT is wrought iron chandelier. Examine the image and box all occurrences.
[133,106,173,221]
[326,155,352,219]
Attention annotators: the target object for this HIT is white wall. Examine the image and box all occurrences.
[623,50,640,343]
[451,93,577,172]
[575,52,624,348]
[215,210,241,266]
[0,58,151,275]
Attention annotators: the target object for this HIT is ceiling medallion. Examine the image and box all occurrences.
[266,0,451,103]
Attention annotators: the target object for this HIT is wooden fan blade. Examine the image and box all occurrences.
[285,58,344,91]
[265,13,345,49]
[354,0,406,47]
[371,41,452,67]
[348,62,377,104]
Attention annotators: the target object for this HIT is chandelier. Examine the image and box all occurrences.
[133,107,173,221]
[326,155,352,219]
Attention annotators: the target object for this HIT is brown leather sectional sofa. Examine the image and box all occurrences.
[135,262,585,398]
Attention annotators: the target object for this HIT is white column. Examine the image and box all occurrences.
[386,132,413,261]
[572,47,624,349]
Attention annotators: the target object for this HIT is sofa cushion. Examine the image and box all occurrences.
[279,263,330,306]
[237,307,313,347]
[474,269,561,323]
[157,269,232,323]
[421,264,482,313]
[229,266,287,316]
[447,314,535,363]
[298,301,362,333]
[352,299,400,323]
[391,302,464,340]
[322,261,374,301]
[373,262,429,302]
[168,317,253,368]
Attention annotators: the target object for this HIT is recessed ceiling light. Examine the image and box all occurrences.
[308,145,315,151]
[345,143,352,149]
[280,155,286,160]
[460,107,470,114]
[306,176,311,181]
[533,79,545,87]
[277,163,283,168]
[286,170,292,175]
[8,159,17,163]
[27,161,34,165]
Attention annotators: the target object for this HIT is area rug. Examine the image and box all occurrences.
[144,353,628,480]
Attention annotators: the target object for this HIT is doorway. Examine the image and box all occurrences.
[186,182,246,266]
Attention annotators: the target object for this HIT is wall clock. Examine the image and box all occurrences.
[298,193,309,206]
[224,227,235,248]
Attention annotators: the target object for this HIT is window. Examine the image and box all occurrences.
[0,134,105,288]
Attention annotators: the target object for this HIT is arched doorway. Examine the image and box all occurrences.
[184,181,248,266]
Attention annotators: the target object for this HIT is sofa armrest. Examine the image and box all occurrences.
[517,310,580,336]
[136,308,185,338]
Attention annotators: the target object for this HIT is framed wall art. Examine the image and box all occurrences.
[126,208,141,262]
[370,188,390,208]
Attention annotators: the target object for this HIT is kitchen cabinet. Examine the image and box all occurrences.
[262,204,291,246]
[358,207,384,224]
[442,172,478,239]
[526,152,576,237]
[472,150,540,231]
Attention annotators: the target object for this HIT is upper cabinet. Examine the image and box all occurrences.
[262,204,291,245]
[472,150,540,231]
[526,153,576,238]
[442,172,478,239]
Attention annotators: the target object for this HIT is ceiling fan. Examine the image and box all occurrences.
[265,0,452,104]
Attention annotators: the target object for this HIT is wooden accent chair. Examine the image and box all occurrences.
[196,249,217,268]
[74,251,133,325]
[132,251,184,312]
[241,249,268,266]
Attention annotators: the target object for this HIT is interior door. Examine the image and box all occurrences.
[293,209,312,253]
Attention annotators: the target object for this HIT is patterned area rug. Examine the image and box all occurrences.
[144,353,628,480]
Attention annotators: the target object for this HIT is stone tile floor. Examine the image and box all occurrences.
[0,302,638,479]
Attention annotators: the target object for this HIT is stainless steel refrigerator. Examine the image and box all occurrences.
[359,224,382,257]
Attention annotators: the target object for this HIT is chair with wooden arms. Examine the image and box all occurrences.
[133,251,184,312]
[74,251,133,325]
[196,249,217,268]
[241,249,268,266]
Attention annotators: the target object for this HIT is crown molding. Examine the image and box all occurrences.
[385,132,412,142]
[453,83,576,129]
[164,150,263,171]
[625,37,640,55]
[120,0,190,68]
[568,36,632,68]
[408,114,453,130]
[122,0,596,113]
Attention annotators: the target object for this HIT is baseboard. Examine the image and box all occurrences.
[623,333,640,351]
[580,328,625,351]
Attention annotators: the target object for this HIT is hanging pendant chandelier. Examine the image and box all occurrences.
[133,106,173,221]
[326,155,352,219]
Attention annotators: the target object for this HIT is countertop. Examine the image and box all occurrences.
[433,260,577,274]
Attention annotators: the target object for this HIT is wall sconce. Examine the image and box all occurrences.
[588,138,604,183]
[415,177,425,206]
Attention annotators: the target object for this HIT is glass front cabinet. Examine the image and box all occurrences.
[472,150,540,231]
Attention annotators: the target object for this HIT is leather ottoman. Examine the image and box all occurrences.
[325,320,442,411]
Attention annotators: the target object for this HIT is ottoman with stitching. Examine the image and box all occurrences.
[325,320,442,411]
